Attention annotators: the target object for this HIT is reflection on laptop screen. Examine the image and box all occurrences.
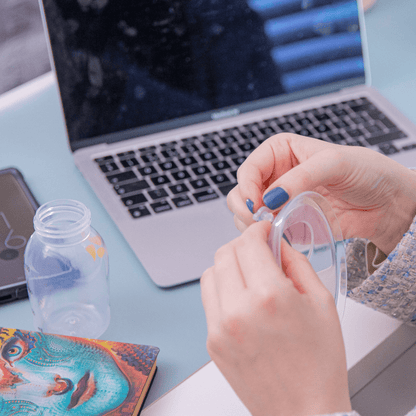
[42,0,364,145]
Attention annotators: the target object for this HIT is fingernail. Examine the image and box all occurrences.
[246,199,254,213]
[263,187,289,210]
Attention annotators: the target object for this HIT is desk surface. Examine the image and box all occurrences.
[1,0,416,407]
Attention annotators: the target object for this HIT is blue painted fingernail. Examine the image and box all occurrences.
[246,199,254,213]
[263,187,289,210]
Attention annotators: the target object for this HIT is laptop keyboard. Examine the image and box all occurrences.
[94,97,415,219]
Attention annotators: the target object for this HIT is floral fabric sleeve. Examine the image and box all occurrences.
[346,213,416,325]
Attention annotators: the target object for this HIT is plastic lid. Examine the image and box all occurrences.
[254,192,347,321]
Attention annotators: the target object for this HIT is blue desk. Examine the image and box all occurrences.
[1,0,415,407]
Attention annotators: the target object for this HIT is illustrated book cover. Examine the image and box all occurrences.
[0,327,159,415]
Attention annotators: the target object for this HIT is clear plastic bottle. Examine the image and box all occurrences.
[24,199,110,338]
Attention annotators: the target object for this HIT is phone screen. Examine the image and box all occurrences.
[0,171,37,290]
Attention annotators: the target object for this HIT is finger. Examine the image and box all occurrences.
[262,145,346,211]
[236,134,293,213]
[200,267,221,330]
[233,215,249,233]
[233,221,291,292]
[214,241,247,294]
[237,133,335,212]
[227,184,255,227]
[280,238,330,301]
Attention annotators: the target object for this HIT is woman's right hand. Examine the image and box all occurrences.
[228,133,416,255]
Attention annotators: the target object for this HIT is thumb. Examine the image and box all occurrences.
[262,147,345,211]
[280,239,331,302]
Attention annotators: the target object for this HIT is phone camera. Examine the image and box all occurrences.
[0,248,19,261]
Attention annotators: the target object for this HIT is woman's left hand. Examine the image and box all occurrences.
[200,221,352,416]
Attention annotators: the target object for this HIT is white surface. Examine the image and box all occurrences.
[142,298,402,415]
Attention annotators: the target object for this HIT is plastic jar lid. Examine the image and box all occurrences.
[254,192,347,321]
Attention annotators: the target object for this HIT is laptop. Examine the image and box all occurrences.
[39,0,416,287]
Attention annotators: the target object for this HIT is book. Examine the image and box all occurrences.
[0,327,159,415]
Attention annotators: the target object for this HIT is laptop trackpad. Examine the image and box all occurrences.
[124,200,241,287]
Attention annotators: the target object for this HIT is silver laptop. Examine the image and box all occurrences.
[39,0,416,287]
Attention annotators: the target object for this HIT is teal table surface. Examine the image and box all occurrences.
[1,0,415,407]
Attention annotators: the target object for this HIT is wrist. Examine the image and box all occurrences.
[372,168,416,255]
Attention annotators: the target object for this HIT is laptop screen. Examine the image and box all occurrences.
[41,0,365,150]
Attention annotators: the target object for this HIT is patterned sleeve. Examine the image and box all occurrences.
[345,213,416,324]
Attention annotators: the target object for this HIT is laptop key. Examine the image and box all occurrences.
[159,161,178,171]
[120,158,140,168]
[99,162,119,173]
[201,139,218,149]
[258,126,277,136]
[199,151,218,162]
[138,166,158,176]
[107,171,137,184]
[402,143,416,151]
[172,170,191,181]
[192,165,211,176]
[294,117,312,126]
[218,183,237,196]
[366,130,407,146]
[193,188,219,203]
[151,175,171,186]
[210,173,231,185]
[350,116,366,125]
[179,156,198,166]
[219,147,237,157]
[277,121,294,130]
[346,128,365,138]
[117,151,135,158]
[327,133,346,143]
[172,195,194,208]
[240,131,256,140]
[122,193,147,206]
[365,124,383,134]
[160,140,177,148]
[138,145,156,153]
[129,206,151,219]
[151,201,172,214]
[141,152,160,163]
[295,128,312,136]
[346,141,366,147]
[231,155,246,166]
[148,188,169,200]
[220,135,238,145]
[314,113,330,121]
[161,148,180,159]
[238,143,256,152]
[181,144,199,154]
[95,156,114,163]
[169,183,189,194]
[378,143,399,155]
[212,160,231,171]
[349,103,376,113]
[190,178,210,190]
[114,180,150,195]
[316,124,331,133]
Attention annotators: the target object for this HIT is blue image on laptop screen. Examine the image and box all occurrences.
[42,0,364,147]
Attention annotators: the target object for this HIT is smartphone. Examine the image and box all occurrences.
[0,168,39,304]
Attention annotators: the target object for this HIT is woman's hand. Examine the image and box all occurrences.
[229,133,416,255]
[201,221,352,416]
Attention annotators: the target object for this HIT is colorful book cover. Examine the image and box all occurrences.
[0,327,159,415]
